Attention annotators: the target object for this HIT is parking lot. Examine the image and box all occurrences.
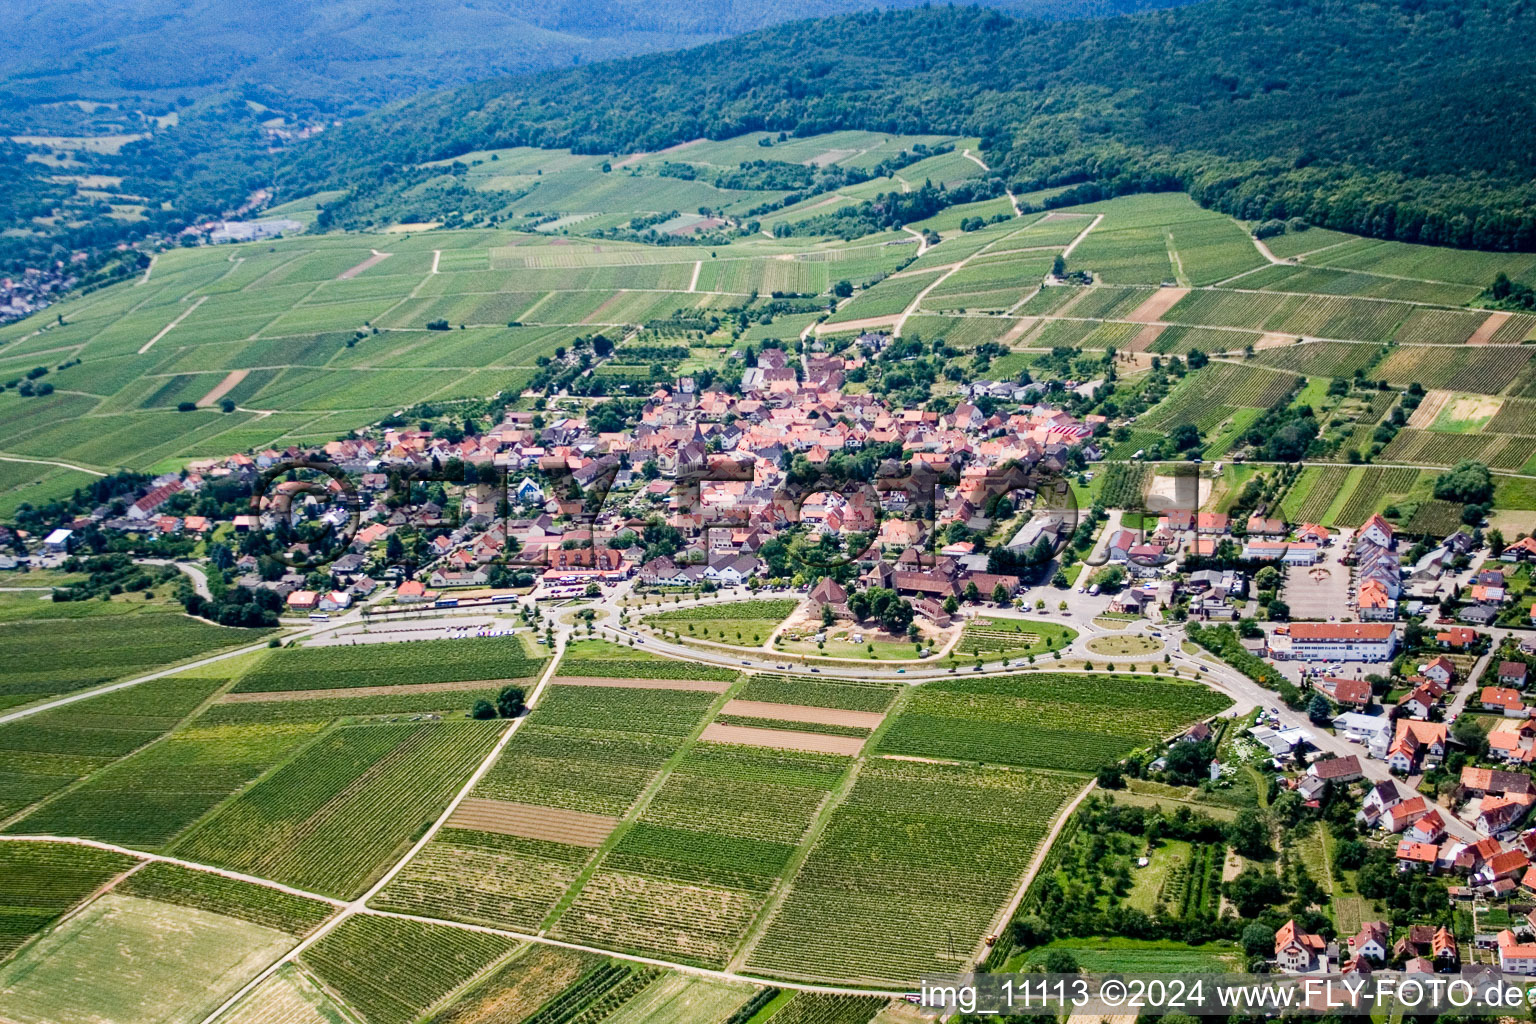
[1282,530,1354,622]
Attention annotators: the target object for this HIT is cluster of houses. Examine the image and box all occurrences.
[1275,917,1458,975]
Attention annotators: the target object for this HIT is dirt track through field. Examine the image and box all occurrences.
[196,369,248,408]
[216,680,499,703]
[552,676,733,692]
[1466,311,1509,346]
[720,700,885,729]
[446,797,618,847]
[1125,287,1189,323]
[700,722,866,755]
[338,250,391,280]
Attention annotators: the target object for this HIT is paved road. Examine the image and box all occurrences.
[139,558,211,600]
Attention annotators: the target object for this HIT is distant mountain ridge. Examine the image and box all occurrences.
[287,0,1536,251]
[0,0,1193,111]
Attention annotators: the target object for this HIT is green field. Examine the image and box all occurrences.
[644,599,798,645]
[0,892,295,1024]
[300,914,518,1024]
[876,672,1230,771]
[956,617,1078,658]
[0,602,270,711]
[173,721,501,897]
[232,634,545,693]
[744,759,1080,985]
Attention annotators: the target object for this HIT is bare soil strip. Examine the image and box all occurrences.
[720,700,885,729]
[1254,331,1294,351]
[337,251,391,280]
[814,314,898,336]
[446,797,618,847]
[217,680,502,703]
[138,295,207,354]
[613,138,703,169]
[1466,311,1510,346]
[1125,287,1189,324]
[1407,389,1453,428]
[1000,316,1037,344]
[581,290,628,324]
[1127,324,1165,352]
[552,676,733,692]
[196,369,248,408]
[700,722,866,756]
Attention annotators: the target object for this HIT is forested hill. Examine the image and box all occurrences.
[289,0,1536,251]
[0,0,1188,111]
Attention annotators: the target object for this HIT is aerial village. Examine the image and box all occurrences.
[5,335,1536,977]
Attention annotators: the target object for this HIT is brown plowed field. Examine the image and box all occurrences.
[196,369,248,407]
[552,677,732,692]
[217,680,495,702]
[1127,324,1165,352]
[700,723,865,755]
[719,700,884,730]
[1125,287,1189,324]
[447,797,618,847]
[1466,312,1509,346]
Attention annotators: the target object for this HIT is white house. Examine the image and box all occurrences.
[1276,919,1327,973]
[1274,622,1397,662]
[1335,713,1393,758]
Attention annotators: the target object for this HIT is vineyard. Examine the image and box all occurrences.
[1251,341,1386,379]
[300,913,519,1024]
[0,611,270,711]
[557,640,738,683]
[1331,468,1422,528]
[379,679,721,932]
[117,862,335,935]
[957,617,1079,658]
[233,635,545,693]
[1157,843,1224,919]
[429,945,603,1024]
[876,673,1230,771]
[1140,361,1299,430]
[7,722,326,852]
[1404,499,1469,537]
[550,742,852,968]
[1281,466,1353,525]
[1376,347,1529,396]
[0,842,137,957]
[1380,428,1506,467]
[744,759,1081,985]
[736,676,898,712]
[1099,463,1150,508]
[0,672,228,818]
[174,721,501,897]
